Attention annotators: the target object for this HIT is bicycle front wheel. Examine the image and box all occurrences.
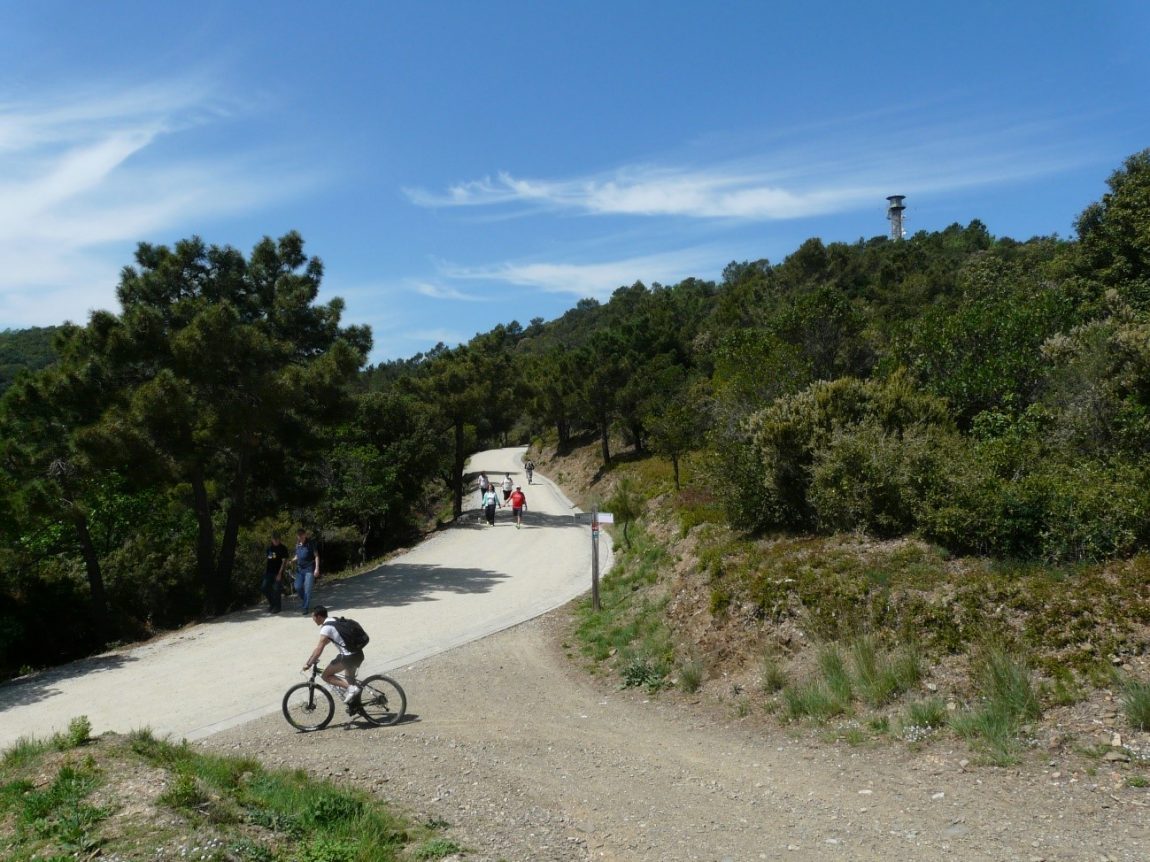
[356,675,406,726]
[282,682,335,731]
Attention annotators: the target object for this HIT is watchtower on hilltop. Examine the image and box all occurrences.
[886,195,906,240]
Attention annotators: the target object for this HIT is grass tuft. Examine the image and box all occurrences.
[1122,678,1150,731]
[760,653,788,693]
[677,656,704,693]
[950,645,1040,764]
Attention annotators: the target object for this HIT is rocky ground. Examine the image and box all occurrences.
[202,607,1150,862]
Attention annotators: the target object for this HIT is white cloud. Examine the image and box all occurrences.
[405,114,1086,221]
[0,80,310,328]
[443,248,721,301]
[410,281,486,302]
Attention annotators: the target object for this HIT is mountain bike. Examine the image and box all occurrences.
[282,663,407,731]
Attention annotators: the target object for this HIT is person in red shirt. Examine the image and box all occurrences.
[509,485,527,529]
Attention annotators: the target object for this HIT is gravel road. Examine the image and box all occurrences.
[204,607,1150,862]
[0,447,607,747]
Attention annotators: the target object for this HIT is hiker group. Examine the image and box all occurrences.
[477,466,530,528]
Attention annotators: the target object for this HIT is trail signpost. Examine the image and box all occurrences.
[590,507,612,612]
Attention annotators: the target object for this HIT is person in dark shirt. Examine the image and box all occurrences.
[262,532,289,613]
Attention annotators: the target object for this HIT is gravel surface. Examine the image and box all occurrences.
[202,609,1150,862]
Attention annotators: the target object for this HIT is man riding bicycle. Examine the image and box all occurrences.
[302,606,363,706]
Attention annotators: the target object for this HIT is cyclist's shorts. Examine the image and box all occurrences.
[327,651,364,674]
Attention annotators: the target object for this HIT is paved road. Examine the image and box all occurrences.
[0,447,611,748]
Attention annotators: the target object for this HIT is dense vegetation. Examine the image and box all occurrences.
[2,149,1149,678]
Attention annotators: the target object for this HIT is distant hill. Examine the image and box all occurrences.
[0,326,60,393]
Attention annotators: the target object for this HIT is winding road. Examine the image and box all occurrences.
[0,447,610,747]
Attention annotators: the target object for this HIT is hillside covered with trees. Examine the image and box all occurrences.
[2,150,1149,678]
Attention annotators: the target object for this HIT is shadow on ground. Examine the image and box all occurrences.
[0,653,139,714]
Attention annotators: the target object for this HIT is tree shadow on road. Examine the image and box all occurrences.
[325,562,510,609]
[0,653,139,714]
[456,510,584,530]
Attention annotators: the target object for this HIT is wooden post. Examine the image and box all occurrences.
[591,504,601,612]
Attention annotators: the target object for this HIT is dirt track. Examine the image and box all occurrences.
[203,608,1150,862]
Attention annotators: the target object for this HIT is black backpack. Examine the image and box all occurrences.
[331,617,370,652]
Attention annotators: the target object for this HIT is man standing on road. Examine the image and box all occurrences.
[302,605,362,706]
[501,472,514,502]
[294,528,320,615]
[509,484,527,529]
[262,532,289,613]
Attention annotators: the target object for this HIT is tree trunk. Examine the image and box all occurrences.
[629,421,644,454]
[72,510,109,645]
[598,414,611,466]
[358,523,371,565]
[672,454,681,491]
[213,453,248,616]
[190,468,219,615]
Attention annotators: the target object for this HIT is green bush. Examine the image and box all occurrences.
[809,422,953,537]
[741,372,953,533]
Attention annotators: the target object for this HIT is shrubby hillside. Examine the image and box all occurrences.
[3,150,1149,682]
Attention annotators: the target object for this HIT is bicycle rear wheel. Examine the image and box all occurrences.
[356,675,406,726]
[282,682,335,731]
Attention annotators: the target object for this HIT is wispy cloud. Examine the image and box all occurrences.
[405,114,1087,221]
[0,80,312,327]
[410,280,487,302]
[443,247,721,301]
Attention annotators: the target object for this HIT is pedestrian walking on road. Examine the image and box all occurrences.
[482,487,501,526]
[509,485,527,528]
[501,472,514,502]
[477,471,490,506]
[294,528,320,614]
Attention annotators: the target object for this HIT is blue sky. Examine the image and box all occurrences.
[2,2,1148,362]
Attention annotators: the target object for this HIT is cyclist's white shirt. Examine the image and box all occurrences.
[319,619,353,655]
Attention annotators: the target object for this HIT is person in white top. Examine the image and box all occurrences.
[302,605,363,704]
[501,472,514,502]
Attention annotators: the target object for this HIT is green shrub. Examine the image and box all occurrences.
[743,372,953,533]
[61,716,92,749]
[158,772,208,810]
[809,422,952,538]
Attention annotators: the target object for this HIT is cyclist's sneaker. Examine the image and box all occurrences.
[345,684,362,705]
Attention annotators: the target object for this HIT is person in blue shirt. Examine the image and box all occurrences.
[294,528,320,615]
